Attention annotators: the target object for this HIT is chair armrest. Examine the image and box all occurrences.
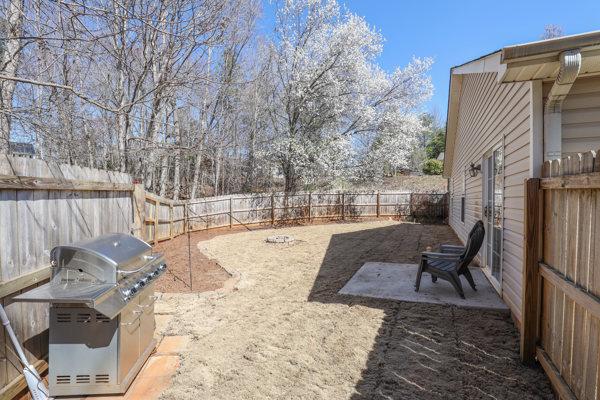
[421,251,461,260]
[440,244,465,250]
[440,244,465,254]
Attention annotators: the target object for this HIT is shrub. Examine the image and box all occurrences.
[422,159,443,175]
[425,130,445,159]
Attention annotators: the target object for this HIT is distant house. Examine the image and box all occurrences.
[443,30,600,326]
[9,141,35,158]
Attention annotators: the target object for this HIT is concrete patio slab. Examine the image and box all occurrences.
[339,262,509,311]
[155,335,190,356]
[114,355,179,400]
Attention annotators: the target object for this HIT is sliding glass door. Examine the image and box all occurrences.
[482,147,503,291]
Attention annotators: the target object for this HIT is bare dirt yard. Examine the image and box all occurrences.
[153,227,238,293]
[156,221,553,400]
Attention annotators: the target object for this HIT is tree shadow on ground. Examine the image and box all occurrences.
[307,223,553,400]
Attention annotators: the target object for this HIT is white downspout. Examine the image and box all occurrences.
[543,49,582,161]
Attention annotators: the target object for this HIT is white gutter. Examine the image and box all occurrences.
[543,49,582,160]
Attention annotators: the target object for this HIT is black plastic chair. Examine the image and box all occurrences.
[415,220,485,299]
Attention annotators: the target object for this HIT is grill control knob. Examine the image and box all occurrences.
[159,263,167,271]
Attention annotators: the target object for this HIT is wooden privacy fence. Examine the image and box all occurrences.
[522,150,600,400]
[143,191,449,244]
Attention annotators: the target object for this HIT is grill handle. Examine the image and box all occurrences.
[117,255,161,275]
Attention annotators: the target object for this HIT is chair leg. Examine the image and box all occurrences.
[432,275,438,283]
[462,268,477,291]
[449,272,465,299]
[415,261,424,292]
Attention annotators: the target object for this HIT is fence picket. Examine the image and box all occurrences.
[595,149,600,172]
[542,160,551,178]
[551,159,561,177]
[581,151,595,173]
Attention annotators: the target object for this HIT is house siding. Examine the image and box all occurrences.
[448,72,531,323]
[544,76,600,154]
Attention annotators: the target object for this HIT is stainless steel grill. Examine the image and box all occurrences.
[15,233,167,397]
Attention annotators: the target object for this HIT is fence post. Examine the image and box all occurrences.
[409,193,414,220]
[521,178,543,364]
[341,193,345,220]
[308,192,312,222]
[376,191,380,218]
[184,203,189,233]
[154,198,159,243]
[229,196,233,229]
[444,193,449,221]
[271,193,275,225]
[169,203,174,240]
[132,184,146,241]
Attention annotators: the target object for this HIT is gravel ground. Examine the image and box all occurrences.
[157,220,553,400]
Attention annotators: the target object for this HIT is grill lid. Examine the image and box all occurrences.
[14,234,166,319]
[52,233,152,274]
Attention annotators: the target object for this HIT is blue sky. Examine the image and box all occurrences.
[259,0,600,123]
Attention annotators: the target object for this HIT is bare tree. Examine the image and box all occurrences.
[542,24,564,40]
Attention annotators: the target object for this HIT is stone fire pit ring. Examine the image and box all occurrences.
[266,235,295,244]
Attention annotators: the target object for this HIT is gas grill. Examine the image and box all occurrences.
[15,233,167,397]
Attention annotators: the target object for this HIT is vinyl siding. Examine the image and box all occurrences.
[543,76,600,154]
[448,72,531,323]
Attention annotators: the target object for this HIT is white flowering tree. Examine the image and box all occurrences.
[264,0,433,191]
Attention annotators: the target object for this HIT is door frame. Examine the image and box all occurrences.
[481,143,504,294]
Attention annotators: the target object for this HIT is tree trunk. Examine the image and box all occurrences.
[213,148,221,196]
[190,143,204,199]
[173,150,181,200]
[159,153,169,197]
[244,117,257,192]
[144,103,165,190]
[282,159,297,193]
[110,2,129,172]
[171,102,182,200]
[191,48,211,199]
[116,111,128,172]
[0,0,25,153]
[84,124,95,168]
